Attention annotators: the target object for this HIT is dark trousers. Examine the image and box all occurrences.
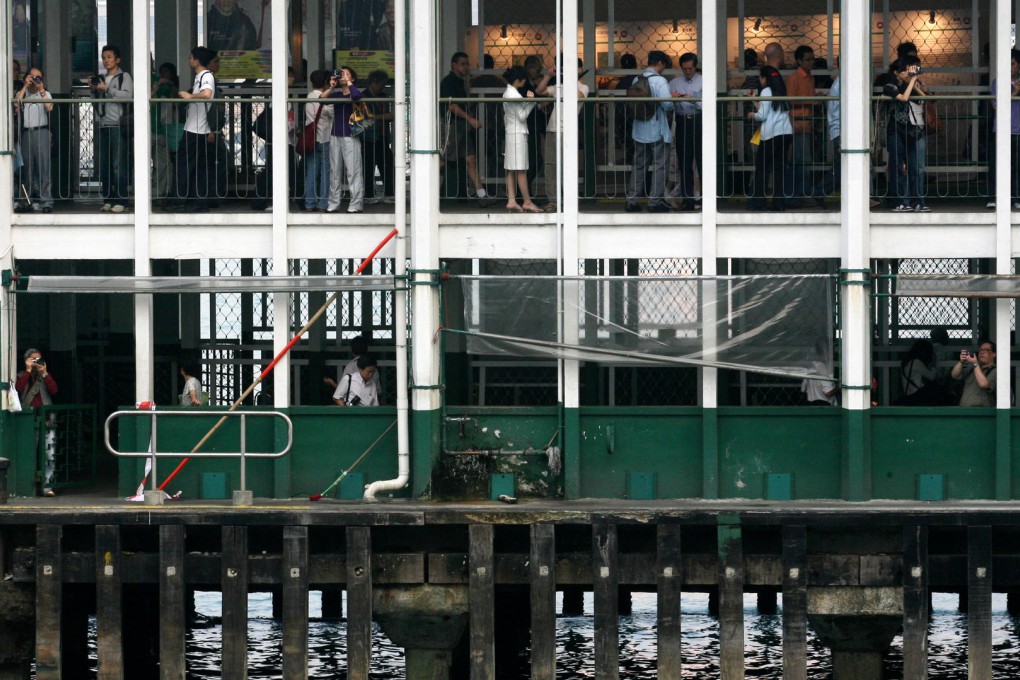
[176,131,214,205]
[362,134,395,198]
[98,126,130,206]
[752,134,791,208]
[674,113,702,204]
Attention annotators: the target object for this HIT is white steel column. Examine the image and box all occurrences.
[41,0,70,91]
[994,0,1012,409]
[410,0,441,416]
[305,0,326,71]
[840,0,872,410]
[699,0,720,408]
[0,0,15,386]
[271,0,291,407]
[562,0,580,411]
[132,0,153,402]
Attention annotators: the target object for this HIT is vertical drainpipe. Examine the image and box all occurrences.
[364,0,409,500]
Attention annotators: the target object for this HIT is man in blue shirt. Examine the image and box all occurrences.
[626,51,674,213]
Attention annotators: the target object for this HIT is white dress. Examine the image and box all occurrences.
[502,84,536,171]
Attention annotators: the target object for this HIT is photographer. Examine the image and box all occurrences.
[951,341,996,407]
[14,67,54,213]
[90,45,134,213]
[883,55,930,212]
[14,349,59,496]
[332,354,379,407]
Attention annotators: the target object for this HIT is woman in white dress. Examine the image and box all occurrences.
[502,66,541,212]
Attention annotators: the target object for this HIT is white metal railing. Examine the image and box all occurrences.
[104,409,293,501]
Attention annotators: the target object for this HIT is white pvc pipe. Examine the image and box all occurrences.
[364,0,409,500]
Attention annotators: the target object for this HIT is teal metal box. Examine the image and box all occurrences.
[201,472,228,500]
[918,474,945,501]
[490,473,515,500]
[339,473,366,500]
[627,472,656,500]
[766,474,793,501]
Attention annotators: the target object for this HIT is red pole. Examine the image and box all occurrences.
[156,228,399,492]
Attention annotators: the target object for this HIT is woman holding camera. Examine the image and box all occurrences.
[326,67,365,214]
[883,56,930,212]
[15,348,58,496]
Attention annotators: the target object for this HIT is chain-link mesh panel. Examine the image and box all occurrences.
[38,405,98,489]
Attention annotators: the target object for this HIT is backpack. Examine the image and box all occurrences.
[626,74,656,122]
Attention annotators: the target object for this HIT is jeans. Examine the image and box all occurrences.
[788,131,817,199]
[673,113,702,203]
[305,141,331,209]
[888,129,927,207]
[98,126,130,206]
[627,140,669,206]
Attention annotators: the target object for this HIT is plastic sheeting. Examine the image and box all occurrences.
[452,275,837,380]
[21,275,397,294]
[893,275,1020,298]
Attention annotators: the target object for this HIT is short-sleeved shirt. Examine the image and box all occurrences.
[668,73,702,116]
[785,68,816,133]
[958,364,996,407]
[333,371,379,406]
[184,69,215,134]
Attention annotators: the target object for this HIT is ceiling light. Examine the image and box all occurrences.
[500,24,508,40]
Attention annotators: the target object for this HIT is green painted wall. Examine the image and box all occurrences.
[871,408,997,500]
[578,408,704,499]
[116,407,403,500]
[717,408,843,499]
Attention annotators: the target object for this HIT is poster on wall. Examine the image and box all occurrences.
[333,50,393,79]
[206,0,277,79]
[336,0,395,51]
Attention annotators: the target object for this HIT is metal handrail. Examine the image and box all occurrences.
[104,409,293,495]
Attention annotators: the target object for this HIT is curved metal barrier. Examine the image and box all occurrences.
[104,409,293,504]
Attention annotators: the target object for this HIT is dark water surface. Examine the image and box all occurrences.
[77,591,1020,678]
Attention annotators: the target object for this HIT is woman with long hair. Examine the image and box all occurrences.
[747,66,793,211]
[502,66,541,212]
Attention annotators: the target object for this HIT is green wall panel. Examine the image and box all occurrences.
[578,408,703,499]
[871,409,996,499]
[717,409,842,499]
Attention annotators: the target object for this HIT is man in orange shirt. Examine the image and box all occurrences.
[786,45,822,206]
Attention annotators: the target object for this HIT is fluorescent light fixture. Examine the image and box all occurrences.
[500,24,508,40]
[672,19,679,35]
[752,17,763,33]
[928,10,936,24]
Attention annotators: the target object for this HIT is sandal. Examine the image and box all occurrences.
[506,204,524,213]
[522,204,543,213]
[544,203,558,212]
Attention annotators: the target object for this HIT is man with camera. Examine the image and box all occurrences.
[14,349,59,496]
[90,45,134,213]
[951,340,996,407]
[332,354,379,407]
[14,67,54,213]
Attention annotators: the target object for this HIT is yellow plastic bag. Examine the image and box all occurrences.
[750,128,762,146]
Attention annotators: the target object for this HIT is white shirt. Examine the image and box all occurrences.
[827,76,840,140]
[184,70,215,134]
[21,90,51,129]
[333,371,379,406]
[544,81,590,134]
[306,89,335,144]
[340,357,381,390]
[668,73,702,116]
[752,87,793,141]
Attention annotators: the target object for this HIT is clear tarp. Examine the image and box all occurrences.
[22,275,397,294]
[452,275,836,380]
[893,275,1020,298]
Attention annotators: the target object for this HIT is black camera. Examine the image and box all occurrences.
[347,395,362,407]
[32,358,45,366]
[31,76,42,84]
[333,68,342,78]
[89,75,101,85]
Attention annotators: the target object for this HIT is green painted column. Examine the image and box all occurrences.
[842,409,870,501]
[702,409,719,499]
[996,409,1011,500]
[412,407,441,498]
[564,406,580,499]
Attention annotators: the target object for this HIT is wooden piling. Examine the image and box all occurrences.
[159,525,186,680]
[282,526,309,680]
[967,526,992,680]
[656,523,682,680]
[718,522,745,680]
[902,525,928,680]
[35,524,61,680]
[221,526,249,680]
[592,522,619,680]
[530,523,556,680]
[782,525,807,680]
[95,525,123,680]
[469,524,495,680]
[346,526,372,680]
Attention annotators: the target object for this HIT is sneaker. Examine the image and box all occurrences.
[624,202,642,213]
[100,203,112,212]
[365,197,380,205]
[892,204,913,212]
[1013,202,1020,210]
[382,196,396,203]
[475,188,488,199]
[986,200,997,208]
[111,204,126,213]
[914,204,932,213]
[43,489,55,497]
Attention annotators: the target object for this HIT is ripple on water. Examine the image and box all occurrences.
[76,589,1020,678]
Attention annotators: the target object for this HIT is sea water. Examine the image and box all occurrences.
[80,591,1020,678]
